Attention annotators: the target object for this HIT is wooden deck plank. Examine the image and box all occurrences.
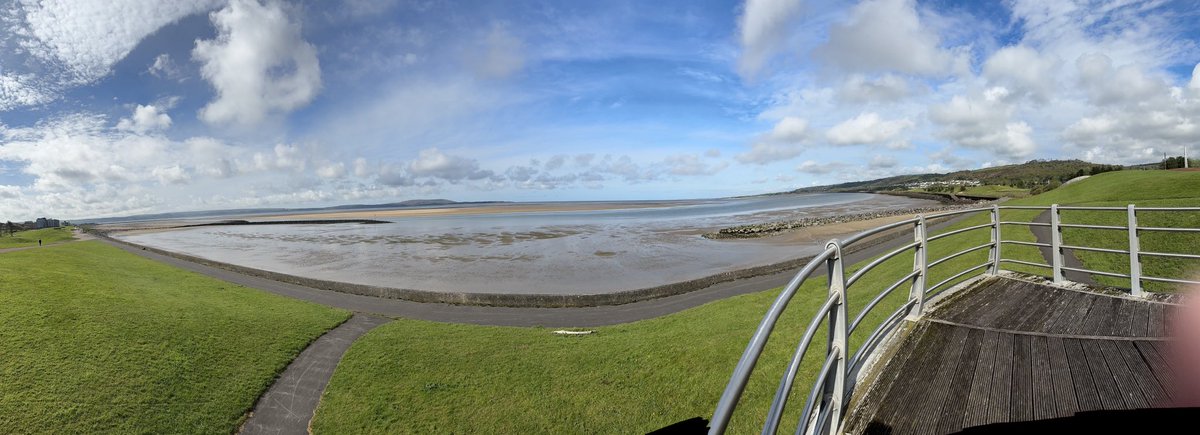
[1009,334,1033,422]
[1136,341,1177,402]
[1029,336,1057,421]
[933,328,983,434]
[962,330,1000,428]
[1113,298,1137,337]
[1048,337,1080,416]
[866,323,955,433]
[892,324,965,434]
[1080,339,1124,410]
[1099,340,1150,409]
[1080,296,1117,336]
[1148,303,1165,337]
[1114,340,1167,406]
[1059,338,1092,413]
[1008,285,1061,331]
[932,278,997,321]
[986,332,1014,424]
[908,326,971,435]
[1128,301,1149,337]
[1045,292,1095,335]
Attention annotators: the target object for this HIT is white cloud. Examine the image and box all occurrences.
[193,0,321,127]
[407,148,495,182]
[868,154,898,169]
[929,91,1037,159]
[813,0,952,75]
[737,117,810,164]
[796,160,842,174]
[13,0,221,83]
[737,0,805,76]
[116,104,172,133]
[147,53,184,80]
[662,154,729,176]
[983,45,1060,101]
[838,74,910,103]
[0,73,55,111]
[825,112,913,146]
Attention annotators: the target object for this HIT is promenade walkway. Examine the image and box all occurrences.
[844,276,1176,434]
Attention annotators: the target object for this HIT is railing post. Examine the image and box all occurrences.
[1128,205,1144,298]
[907,216,927,320]
[821,241,847,435]
[989,205,1001,275]
[1050,204,1064,283]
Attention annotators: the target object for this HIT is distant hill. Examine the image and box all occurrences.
[793,159,1114,193]
[79,199,502,224]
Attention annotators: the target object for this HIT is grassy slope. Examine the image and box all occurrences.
[312,170,1196,433]
[0,227,75,248]
[0,241,350,433]
[961,185,1030,198]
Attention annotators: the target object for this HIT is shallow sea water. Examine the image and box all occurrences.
[119,193,933,294]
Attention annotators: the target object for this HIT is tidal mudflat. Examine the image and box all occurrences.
[115,193,936,295]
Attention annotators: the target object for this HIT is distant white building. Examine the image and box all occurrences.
[904,180,982,189]
[33,217,61,229]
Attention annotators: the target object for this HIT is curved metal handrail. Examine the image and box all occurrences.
[709,204,1200,435]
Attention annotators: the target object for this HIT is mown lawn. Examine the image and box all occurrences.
[0,227,75,248]
[0,241,350,433]
[312,170,1197,433]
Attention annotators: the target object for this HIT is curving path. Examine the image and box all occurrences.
[1030,210,1099,286]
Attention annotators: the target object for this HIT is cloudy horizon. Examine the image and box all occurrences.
[1,0,1198,220]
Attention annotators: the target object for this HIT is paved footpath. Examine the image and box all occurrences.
[239,314,391,435]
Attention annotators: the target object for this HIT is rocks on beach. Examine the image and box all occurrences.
[702,202,995,240]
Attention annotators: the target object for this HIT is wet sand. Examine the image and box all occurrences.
[261,201,682,220]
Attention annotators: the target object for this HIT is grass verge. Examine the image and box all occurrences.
[0,241,350,433]
[0,227,75,248]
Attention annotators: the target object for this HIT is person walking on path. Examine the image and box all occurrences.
[38,239,41,246]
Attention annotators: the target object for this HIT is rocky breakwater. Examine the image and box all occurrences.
[703,202,994,240]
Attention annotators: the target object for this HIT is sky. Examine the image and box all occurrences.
[1,0,1199,220]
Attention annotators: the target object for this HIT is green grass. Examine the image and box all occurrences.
[0,227,76,248]
[0,241,350,433]
[961,184,1030,198]
[312,170,1198,433]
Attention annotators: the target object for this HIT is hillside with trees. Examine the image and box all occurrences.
[793,159,1118,194]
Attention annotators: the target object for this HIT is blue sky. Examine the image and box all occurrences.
[1,0,1199,220]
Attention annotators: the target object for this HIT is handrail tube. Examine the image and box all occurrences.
[845,242,919,288]
[796,352,839,435]
[848,271,921,334]
[926,223,993,242]
[1137,226,1200,233]
[1127,207,1200,211]
[761,294,840,435]
[928,243,993,269]
[999,221,1051,227]
[1060,265,1129,279]
[839,217,920,247]
[1060,244,1129,255]
[1141,275,1200,285]
[925,263,991,297]
[848,300,916,371]
[924,208,989,219]
[1058,223,1126,230]
[804,401,837,435]
[997,205,1049,210]
[1001,240,1051,248]
[999,258,1052,268]
[1140,251,1200,260]
[708,247,836,434]
[1056,206,1127,210]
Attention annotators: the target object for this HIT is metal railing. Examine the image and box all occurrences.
[709,204,1200,435]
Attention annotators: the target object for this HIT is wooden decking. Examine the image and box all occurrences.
[844,276,1177,434]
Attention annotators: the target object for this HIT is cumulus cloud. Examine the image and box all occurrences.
[929,90,1037,159]
[737,117,810,164]
[116,104,172,133]
[813,0,952,75]
[983,45,1060,101]
[407,148,495,182]
[662,153,729,176]
[737,0,805,76]
[838,74,910,103]
[826,112,913,146]
[193,0,321,127]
